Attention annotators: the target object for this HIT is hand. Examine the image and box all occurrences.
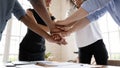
[55,20,66,25]
[51,33,67,45]
[49,23,67,44]
[55,20,72,31]
[46,33,67,45]
[49,22,64,34]
[59,30,71,37]
[55,24,71,31]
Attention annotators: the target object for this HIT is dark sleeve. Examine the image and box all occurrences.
[28,9,55,25]
[51,16,56,21]
[28,9,47,26]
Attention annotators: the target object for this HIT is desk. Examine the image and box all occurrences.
[1,61,120,68]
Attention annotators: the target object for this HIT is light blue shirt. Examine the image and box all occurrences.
[0,0,26,40]
[81,0,120,26]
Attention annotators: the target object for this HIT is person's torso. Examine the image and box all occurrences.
[75,21,102,48]
[67,6,102,48]
[21,9,47,44]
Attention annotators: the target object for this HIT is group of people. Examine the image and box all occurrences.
[0,0,120,65]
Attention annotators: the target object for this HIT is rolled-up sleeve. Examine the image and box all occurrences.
[87,7,107,22]
[12,0,26,20]
[81,0,111,14]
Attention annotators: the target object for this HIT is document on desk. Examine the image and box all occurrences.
[16,64,44,68]
[56,64,102,68]
[12,61,36,65]
[56,64,89,68]
[36,61,76,67]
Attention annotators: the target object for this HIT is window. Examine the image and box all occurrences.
[0,0,32,62]
[98,12,120,60]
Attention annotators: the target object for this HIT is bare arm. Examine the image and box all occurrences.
[29,0,55,30]
[20,14,50,40]
[63,7,88,25]
[60,18,90,37]
[38,24,49,32]
[20,10,67,45]
[20,12,63,44]
[69,18,90,33]
[29,0,65,43]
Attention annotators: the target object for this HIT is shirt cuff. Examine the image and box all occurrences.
[81,0,111,14]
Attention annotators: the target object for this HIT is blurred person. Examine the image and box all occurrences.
[19,0,56,61]
[56,0,108,65]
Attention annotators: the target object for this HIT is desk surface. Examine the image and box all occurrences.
[0,61,120,68]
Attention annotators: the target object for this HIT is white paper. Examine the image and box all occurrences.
[56,64,90,68]
[16,64,44,68]
[36,61,76,67]
[12,61,36,65]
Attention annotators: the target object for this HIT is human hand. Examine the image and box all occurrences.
[55,20,72,31]
[49,23,67,44]
[59,30,72,37]
[46,34,67,45]
[51,34,67,45]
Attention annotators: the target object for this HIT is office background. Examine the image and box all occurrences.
[0,0,120,62]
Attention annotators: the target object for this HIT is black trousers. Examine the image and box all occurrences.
[79,39,108,65]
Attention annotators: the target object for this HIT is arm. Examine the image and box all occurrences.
[12,0,49,39]
[56,3,107,31]
[12,0,66,45]
[38,24,49,32]
[60,18,89,37]
[63,0,111,25]
[29,0,65,43]
[59,8,107,37]
[69,18,89,33]
[27,9,50,32]
[28,0,55,30]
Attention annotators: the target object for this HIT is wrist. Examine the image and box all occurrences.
[48,22,56,30]
[69,27,75,34]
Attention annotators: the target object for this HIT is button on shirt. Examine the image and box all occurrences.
[81,0,120,26]
[0,0,26,40]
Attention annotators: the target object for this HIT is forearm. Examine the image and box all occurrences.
[69,18,90,33]
[67,21,77,27]
[38,24,49,32]
[29,0,55,29]
[20,14,50,39]
[64,7,88,25]
[64,0,110,25]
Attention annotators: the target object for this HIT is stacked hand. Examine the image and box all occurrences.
[49,20,74,45]
[54,20,73,37]
[50,24,67,45]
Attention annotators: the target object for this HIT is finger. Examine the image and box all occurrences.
[51,34,62,41]
[58,38,67,45]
